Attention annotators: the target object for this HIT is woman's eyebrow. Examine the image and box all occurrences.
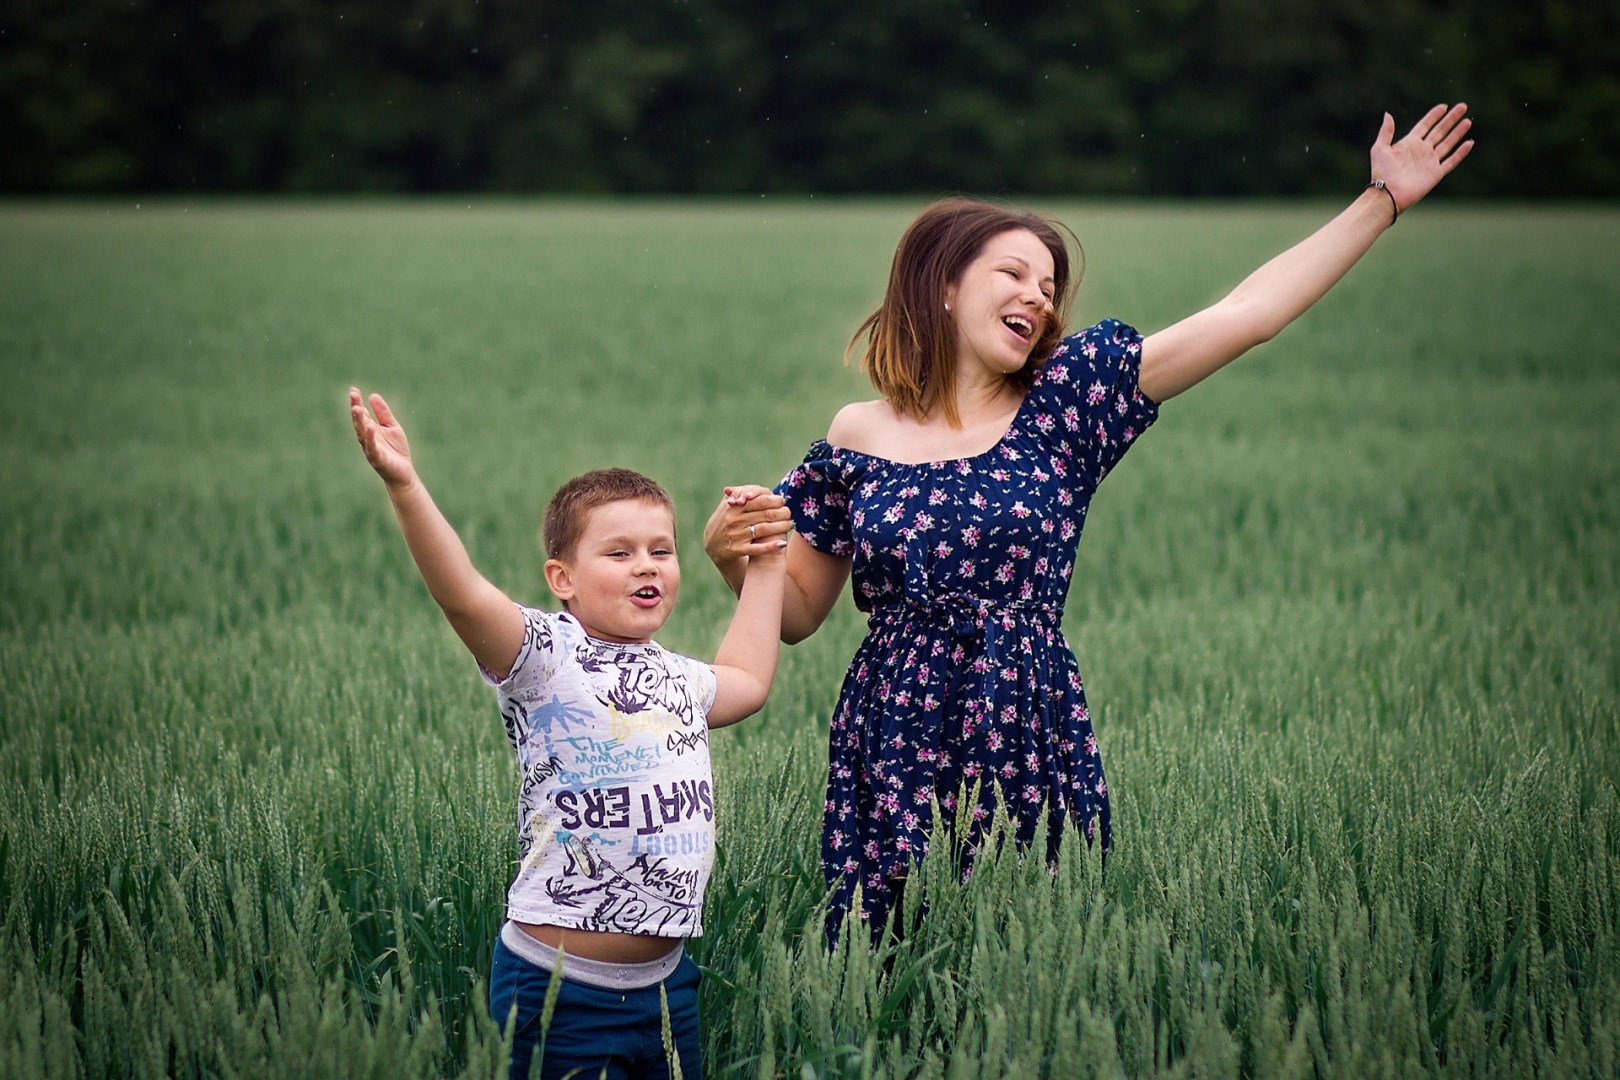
[999,253,1054,285]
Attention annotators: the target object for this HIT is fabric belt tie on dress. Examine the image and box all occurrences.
[868,594,1062,737]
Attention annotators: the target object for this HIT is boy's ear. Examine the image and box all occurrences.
[543,558,575,601]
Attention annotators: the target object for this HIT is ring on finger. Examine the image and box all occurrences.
[749,524,756,540]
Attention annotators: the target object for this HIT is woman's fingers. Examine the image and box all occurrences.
[740,523,795,553]
[1435,116,1472,160]
[714,502,794,558]
[1431,103,1469,145]
[738,505,793,535]
[1402,104,1468,163]
[740,514,794,539]
[1408,102,1449,142]
[733,513,792,545]
[1376,111,1396,151]
[1441,135,1474,173]
[1419,106,1466,159]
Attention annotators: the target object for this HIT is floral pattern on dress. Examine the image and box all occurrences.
[777,319,1159,927]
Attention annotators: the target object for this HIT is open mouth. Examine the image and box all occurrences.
[1002,315,1034,342]
[632,587,661,603]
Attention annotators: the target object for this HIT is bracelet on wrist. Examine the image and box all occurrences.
[1367,179,1399,224]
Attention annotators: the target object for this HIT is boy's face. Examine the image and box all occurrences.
[543,498,680,643]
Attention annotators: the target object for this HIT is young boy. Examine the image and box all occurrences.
[349,388,790,1080]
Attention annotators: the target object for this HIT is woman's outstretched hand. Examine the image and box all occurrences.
[1371,104,1474,216]
[349,388,417,489]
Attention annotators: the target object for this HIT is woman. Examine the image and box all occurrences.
[706,106,1473,929]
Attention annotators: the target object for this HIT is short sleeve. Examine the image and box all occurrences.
[478,604,558,692]
[671,653,718,716]
[775,440,858,557]
[1034,319,1160,483]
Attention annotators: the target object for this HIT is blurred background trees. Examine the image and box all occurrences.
[3,0,1614,196]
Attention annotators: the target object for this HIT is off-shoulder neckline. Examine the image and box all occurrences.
[818,372,1041,469]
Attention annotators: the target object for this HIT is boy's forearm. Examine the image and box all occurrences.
[353,388,520,675]
[712,557,787,711]
[713,551,747,599]
[716,559,786,673]
[383,476,523,674]
[386,478,485,610]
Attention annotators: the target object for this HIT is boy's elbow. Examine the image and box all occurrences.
[712,686,769,728]
[744,673,775,716]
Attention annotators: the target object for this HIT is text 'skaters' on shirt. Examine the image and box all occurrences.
[482,607,718,938]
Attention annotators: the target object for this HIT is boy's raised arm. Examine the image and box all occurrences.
[350,388,525,679]
[707,541,790,727]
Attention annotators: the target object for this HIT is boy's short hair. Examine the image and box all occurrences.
[542,468,676,562]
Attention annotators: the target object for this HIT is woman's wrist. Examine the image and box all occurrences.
[710,549,748,597]
[1365,179,1399,225]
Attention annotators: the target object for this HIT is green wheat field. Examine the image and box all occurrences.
[2,199,1617,1078]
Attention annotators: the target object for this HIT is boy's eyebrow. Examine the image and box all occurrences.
[594,533,678,546]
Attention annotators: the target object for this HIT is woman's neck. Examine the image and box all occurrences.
[949,367,1022,428]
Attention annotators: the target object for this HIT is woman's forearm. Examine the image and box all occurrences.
[1140,190,1391,402]
[779,571,828,645]
[1140,105,1472,404]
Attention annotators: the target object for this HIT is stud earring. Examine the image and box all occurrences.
[943,302,951,312]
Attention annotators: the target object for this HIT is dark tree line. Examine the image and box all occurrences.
[3,0,1615,196]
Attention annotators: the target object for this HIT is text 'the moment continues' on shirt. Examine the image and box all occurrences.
[482,606,718,938]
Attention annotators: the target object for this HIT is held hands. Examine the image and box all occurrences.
[703,485,795,568]
[1370,104,1474,217]
[349,388,416,489]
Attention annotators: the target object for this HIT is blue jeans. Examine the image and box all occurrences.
[489,933,703,1080]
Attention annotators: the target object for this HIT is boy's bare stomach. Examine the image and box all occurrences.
[516,921,682,964]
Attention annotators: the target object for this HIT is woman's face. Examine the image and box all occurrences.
[943,228,1056,382]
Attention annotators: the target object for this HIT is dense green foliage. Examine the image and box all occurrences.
[4,0,1618,196]
[1,199,1618,1078]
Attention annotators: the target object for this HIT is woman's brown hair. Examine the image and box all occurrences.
[848,198,1081,426]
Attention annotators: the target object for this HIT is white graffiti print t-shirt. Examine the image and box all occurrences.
[482,606,718,938]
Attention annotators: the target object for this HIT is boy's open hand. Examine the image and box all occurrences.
[349,388,416,488]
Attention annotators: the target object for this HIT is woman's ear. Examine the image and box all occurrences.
[543,558,575,601]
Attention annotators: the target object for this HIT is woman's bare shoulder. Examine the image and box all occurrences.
[826,399,896,454]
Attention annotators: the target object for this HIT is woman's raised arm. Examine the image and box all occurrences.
[1138,104,1473,404]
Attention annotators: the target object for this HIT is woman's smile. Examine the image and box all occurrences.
[944,227,1057,380]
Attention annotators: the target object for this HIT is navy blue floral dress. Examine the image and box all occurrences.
[776,319,1160,927]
